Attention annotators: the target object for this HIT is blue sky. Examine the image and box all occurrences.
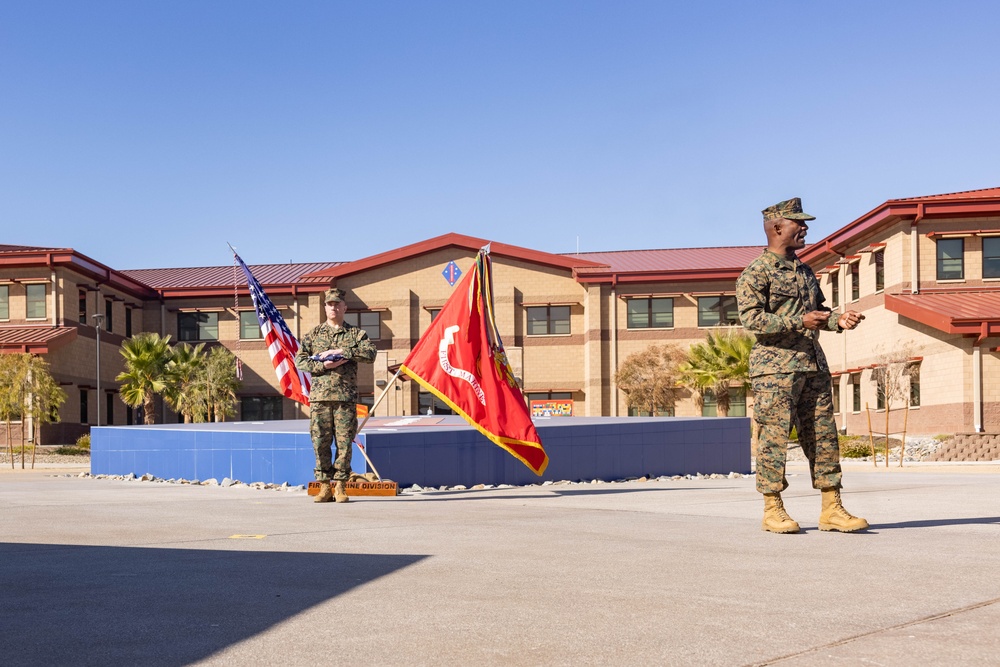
[2,1,999,270]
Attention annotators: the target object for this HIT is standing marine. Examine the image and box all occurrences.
[736,197,869,533]
[295,288,377,504]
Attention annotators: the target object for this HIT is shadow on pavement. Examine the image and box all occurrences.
[0,542,426,666]
[868,516,1000,530]
[410,486,713,501]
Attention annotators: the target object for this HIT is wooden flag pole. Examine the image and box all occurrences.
[352,368,403,481]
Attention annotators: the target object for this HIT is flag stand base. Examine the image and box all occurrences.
[307,479,398,497]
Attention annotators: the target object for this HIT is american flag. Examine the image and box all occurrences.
[234,253,311,405]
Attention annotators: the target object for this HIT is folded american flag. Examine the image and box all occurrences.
[234,253,311,405]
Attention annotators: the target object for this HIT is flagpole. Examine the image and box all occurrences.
[352,368,403,481]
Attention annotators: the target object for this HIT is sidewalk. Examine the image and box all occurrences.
[1,461,997,666]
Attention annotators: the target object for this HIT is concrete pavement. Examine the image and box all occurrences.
[1,460,998,666]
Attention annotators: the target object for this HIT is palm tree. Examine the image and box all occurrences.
[194,346,242,422]
[679,327,753,417]
[117,333,173,425]
[164,342,206,423]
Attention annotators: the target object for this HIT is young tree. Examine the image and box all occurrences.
[678,327,753,417]
[117,333,173,425]
[0,354,65,468]
[0,354,26,468]
[869,342,916,467]
[615,344,687,416]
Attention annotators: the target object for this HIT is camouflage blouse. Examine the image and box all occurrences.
[294,321,377,402]
[736,250,841,377]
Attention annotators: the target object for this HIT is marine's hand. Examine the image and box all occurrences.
[837,311,865,330]
[802,311,832,330]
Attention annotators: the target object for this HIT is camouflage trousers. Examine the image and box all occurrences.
[310,401,357,482]
[752,372,842,494]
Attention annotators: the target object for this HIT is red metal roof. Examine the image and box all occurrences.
[122,262,342,291]
[567,246,765,274]
[800,186,1000,264]
[888,186,1000,202]
[0,326,78,354]
[885,290,1000,338]
[0,244,66,253]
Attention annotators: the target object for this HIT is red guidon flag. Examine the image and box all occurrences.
[400,247,548,475]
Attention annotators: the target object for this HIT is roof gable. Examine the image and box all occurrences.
[301,232,607,281]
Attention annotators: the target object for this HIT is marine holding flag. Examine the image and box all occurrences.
[295,288,377,503]
[400,247,548,475]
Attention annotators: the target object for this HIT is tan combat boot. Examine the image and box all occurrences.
[819,488,869,532]
[334,480,350,503]
[762,493,800,533]
[314,481,333,503]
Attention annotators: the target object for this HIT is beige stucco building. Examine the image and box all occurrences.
[3,186,999,444]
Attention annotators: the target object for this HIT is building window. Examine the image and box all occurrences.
[697,296,739,327]
[345,311,381,340]
[627,297,673,329]
[850,262,860,301]
[428,309,440,321]
[627,406,675,417]
[78,289,87,324]
[874,250,884,292]
[126,405,134,426]
[832,376,840,414]
[26,284,47,319]
[909,362,921,407]
[983,237,1000,279]
[106,391,115,425]
[701,388,746,417]
[876,375,885,410]
[241,396,283,421]
[830,272,839,309]
[418,389,456,415]
[0,285,8,320]
[851,373,861,412]
[105,299,113,332]
[125,307,133,337]
[80,389,89,425]
[526,305,570,336]
[240,311,262,339]
[936,238,964,280]
[178,312,219,341]
[524,391,573,402]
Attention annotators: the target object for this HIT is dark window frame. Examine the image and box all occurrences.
[874,250,885,292]
[626,297,674,329]
[936,238,965,280]
[178,312,219,342]
[241,396,284,421]
[696,295,739,327]
[526,305,571,336]
[240,311,263,340]
[850,262,860,302]
[345,311,381,340]
[983,237,1000,279]
[851,373,861,413]
[830,271,839,309]
[26,283,47,319]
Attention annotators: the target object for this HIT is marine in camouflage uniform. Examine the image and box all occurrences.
[736,198,868,533]
[294,288,377,488]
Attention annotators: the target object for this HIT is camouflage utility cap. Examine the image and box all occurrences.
[762,197,816,222]
[324,288,347,303]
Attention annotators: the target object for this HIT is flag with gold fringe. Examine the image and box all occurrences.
[400,246,548,475]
